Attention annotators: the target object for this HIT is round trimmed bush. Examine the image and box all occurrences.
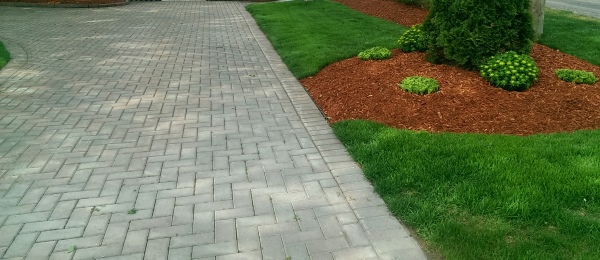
[358,46,392,61]
[480,51,539,91]
[398,76,440,95]
[398,24,427,53]
[555,69,598,85]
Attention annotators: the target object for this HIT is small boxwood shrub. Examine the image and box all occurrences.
[399,76,440,95]
[423,0,534,69]
[398,24,427,53]
[555,69,598,85]
[358,47,392,61]
[480,51,539,91]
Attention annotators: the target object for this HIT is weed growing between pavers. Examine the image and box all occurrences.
[67,246,77,254]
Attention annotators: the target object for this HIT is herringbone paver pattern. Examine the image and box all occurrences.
[0,2,426,259]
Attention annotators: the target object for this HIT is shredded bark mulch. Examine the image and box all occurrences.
[336,0,428,27]
[301,0,600,135]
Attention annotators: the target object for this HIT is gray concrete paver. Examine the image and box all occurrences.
[0,1,425,259]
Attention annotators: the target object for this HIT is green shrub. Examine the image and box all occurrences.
[398,24,427,53]
[395,0,431,9]
[358,46,392,61]
[480,51,539,91]
[555,69,598,85]
[399,76,440,95]
[422,0,534,69]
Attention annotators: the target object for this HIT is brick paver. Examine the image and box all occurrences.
[0,1,426,259]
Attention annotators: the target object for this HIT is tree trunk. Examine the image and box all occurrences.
[530,0,546,39]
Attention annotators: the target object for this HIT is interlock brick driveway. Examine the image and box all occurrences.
[0,2,426,259]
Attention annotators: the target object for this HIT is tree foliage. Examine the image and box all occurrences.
[423,0,535,69]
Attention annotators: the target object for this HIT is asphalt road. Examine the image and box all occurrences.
[546,0,600,19]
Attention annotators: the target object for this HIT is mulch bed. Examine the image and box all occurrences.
[335,0,427,27]
[301,0,600,135]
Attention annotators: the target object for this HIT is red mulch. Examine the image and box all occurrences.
[301,0,600,135]
[336,0,428,27]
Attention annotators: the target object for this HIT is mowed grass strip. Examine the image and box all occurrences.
[333,120,600,260]
[0,41,10,69]
[541,9,600,66]
[246,0,405,79]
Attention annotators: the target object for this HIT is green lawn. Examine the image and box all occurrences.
[0,41,10,69]
[246,0,405,79]
[247,1,600,259]
[540,9,600,65]
[333,120,600,260]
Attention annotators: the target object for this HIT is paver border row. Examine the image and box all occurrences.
[241,5,428,259]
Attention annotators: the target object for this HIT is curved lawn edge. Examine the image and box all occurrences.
[0,40,10,70]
